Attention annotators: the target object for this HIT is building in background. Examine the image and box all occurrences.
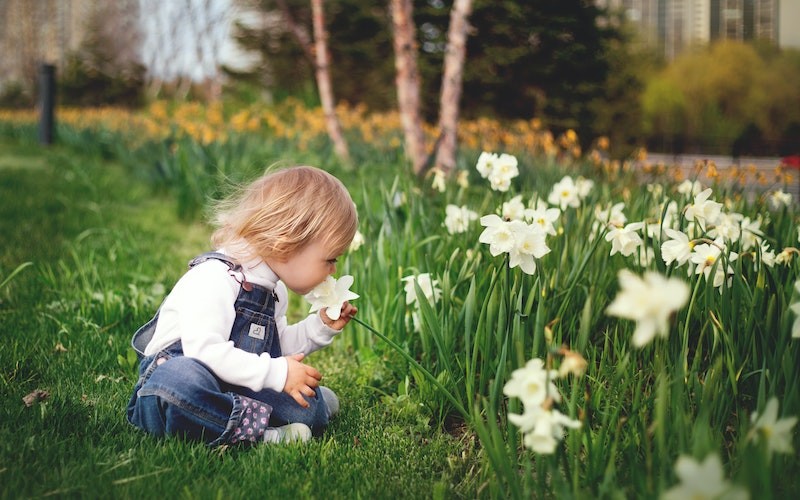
[2,0,799,99]
[0,0,95,91]
[0,0,259,101]
[597,0,799,59]
[779,0,800,48]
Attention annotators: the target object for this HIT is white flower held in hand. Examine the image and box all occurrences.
[304,275,359,321]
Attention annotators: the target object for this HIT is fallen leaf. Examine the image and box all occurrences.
[54,342,68,353]
[23,389,49,407]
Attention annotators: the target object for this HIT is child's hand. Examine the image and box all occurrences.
[321,301,358,330]
[283,353,321,408]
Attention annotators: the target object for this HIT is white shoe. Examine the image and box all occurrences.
[319,386,339,418]
[263,423,312,444]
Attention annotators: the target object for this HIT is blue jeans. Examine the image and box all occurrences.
[126,343,330,446]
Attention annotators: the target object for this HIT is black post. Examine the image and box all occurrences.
[38,63,56,145]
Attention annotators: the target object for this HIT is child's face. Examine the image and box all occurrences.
[268,241,339,295]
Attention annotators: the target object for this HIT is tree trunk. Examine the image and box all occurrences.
[311,0,350,162]
[390,0,426,175]
[278,0,350,163]
[275,0,314,63]
[433,0,472,176]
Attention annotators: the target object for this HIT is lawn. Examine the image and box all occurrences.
[0,139,479,498]
[2,103,799,498]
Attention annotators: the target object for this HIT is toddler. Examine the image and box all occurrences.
[126,166,358,445]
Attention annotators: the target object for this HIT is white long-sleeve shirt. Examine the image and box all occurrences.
[143,251,341,393]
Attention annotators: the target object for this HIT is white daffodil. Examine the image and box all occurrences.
[349,230,365,252]
[503,358,560,408]
[646,183,664,197]
[757,241,776,269]
[504,356,583,455]
[595,202,627,227]
[480,216,550,275]
[402,273,441,307]
[507,221,550,275]
[605,222,645,257]
[548,176,582,210]
[575,176,594,199]
[476,151,519,192]
[606,270,690,348]
[690,239,738,289]
[676,179,704,197]
[502,195,527,221]
[646,200,679,240]
[489,175,511,192]
[491,153,519,184]
[661,228,694,266]
[740,216,764,251]
[431,168,446,193]
[479,215,516,256]
[476,151,498,178]
[708,211,743,242]
[529,197,550,212]
[661,200,680,228]
[685,188,722,228]
[661,454,748,500]
[748,397,798,456]
[525,204,560,236]
[768,189,792,210]
[776,248,794,266]
[558,350,588,378]
[520,406,582,455]
[392,191,406,208]
[456,170,470,189]
[444,204,478,234]
[304,275,360,321]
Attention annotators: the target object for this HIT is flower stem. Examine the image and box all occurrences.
[681,273,704,377]
[350,315,469,420]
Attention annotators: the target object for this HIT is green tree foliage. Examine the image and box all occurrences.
[590,16,660,158]
[234,0,619,143]
[641,41,800,155]
[234,0,395,108]
[60,2,145,107]
[462,0,615,135]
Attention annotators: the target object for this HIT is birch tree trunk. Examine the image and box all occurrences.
[390,0,426,175]
[277,0,350,163]
[433,0,472,176]
[311,0,350,162]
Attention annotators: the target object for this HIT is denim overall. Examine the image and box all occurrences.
[125,252,329,445]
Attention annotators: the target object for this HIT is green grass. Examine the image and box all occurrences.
[0,139,479,499]
[3,112,800,499]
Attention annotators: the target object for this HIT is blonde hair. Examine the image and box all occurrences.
[211,166,358,262]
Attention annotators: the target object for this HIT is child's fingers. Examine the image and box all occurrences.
[292,390,310,408]
[291,384,318,408]
[305,366,322,381]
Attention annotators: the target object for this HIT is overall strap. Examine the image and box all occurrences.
[189,252,254,291]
